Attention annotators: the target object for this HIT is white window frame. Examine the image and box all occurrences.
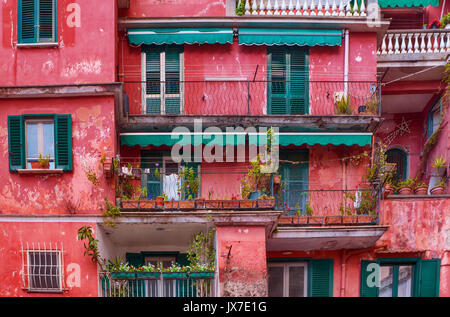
[26,250,63,293]
[268,262,308,297]
[24,118,55,169]
[141,50,184,115]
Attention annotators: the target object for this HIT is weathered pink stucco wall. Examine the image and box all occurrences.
[0,97,116,214]
[0,222,99,297]
[119,0,227,17]
[216,225,268,296]
[0,0,117,86]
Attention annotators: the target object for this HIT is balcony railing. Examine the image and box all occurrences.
[238,0,367,17]
[124,80,380,116]
[378,29,450,56]
[99,272,217,297]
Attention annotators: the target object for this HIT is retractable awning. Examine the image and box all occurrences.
[378,0,439,8]
[238,28,343,46]
[127,28,234,45]
[121,132,372,147]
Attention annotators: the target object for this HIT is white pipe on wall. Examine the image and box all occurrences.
[344,29,349,97]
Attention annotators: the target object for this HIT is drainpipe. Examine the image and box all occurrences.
[344,29,349,97]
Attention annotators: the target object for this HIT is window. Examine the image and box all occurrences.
[141,152,200,200]
[277,150,309,214]
[428,97,442,138]
[142,46,184,114]
[361,258,441,297]
[145,255,177,268]
[386,149,407,183]
[8,114,72,172]
[268,262,307,297]
[18,0,57,44]
[267,47,309,114]
[268,259,333,297]
[27,250,62,292]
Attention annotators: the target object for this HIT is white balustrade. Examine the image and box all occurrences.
[378,30,450,56]
[239,0,366,17]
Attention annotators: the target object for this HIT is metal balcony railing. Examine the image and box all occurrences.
[99,272,217,297]
[124,80,380,116]
[378,29,450,56]
[238,0,367,17]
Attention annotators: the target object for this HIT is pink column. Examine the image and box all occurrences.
[440,251,450,297]
[216,225,268,297]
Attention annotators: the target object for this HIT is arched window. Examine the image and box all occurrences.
[386,149,408,182]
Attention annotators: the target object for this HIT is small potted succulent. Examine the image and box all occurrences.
[31,153,50,169]
[396,178,415,195]
[430,179,446,195]
[414,181,428,195]
[432,155,447,177]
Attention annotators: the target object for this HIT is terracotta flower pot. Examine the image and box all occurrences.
[164,200,178,209]
[103,162,113,178]
[430,186,445,195]
[398,187,412,195]
[383,184,394,198]
[179,200,195,209]
[139,200,156,209]
[239,200,256,209]
[222,200,240,209]
[31,161,49,169]
[414,186,428,195]
[205,201,220,209]
[195,198,206,209]
[155,197,164,208]
[122,200,138,209]
[257,198,275,209]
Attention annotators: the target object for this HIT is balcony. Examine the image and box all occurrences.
[237,0,368,17]
[99,272,217,297]
[120,80,381,132]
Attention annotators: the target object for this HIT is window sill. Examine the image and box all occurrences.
[18,169,64,175]
[16,42,59,49]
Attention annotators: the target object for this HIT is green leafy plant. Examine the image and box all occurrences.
[38,153,50,167]
[440,12,450,28]
[432,155,447,170]
[415,181,428,189]
[365,98,379,115]
[335,95,353,115]
[397,178,415,189]
[101,197,121,227]
[86,168,100,186]
[178,166,199,199]
[187,228,216,268]
[77,226,105,271]
[235,0,245,15]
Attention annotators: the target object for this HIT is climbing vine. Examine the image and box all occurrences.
[186,228,216,267]
[77,226,105,271]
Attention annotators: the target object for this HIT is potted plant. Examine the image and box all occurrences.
[241,154,272,200]
[432,155,447,177]
[414,181,428,195]
[179,194,196,209]
[31,153,50,169]
[121,195,138,209]
[155,194,165,208]
[335,95,353,115]
[161,264,188,279]
[383,173,395,198]
[256,194,276,209]
[111,263,136,279]
[397,178,415,195]
[135,264,160,279]
[139,187,156,209]
[440,12,450,29]
[222,195,240,209]
[430,179,446,195]
[189,264,215,279]
[195,197,206,209]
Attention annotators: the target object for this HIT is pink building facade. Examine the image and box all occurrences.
[0,0,448,297]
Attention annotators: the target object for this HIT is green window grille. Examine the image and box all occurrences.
[267,47,309,115]
[8,114,72,172]
[18,0,57,44]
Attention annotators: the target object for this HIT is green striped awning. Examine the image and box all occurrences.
[239,29,343,46]
[127,28,233,45]
[378,0,439,8]
[121,132,372,147]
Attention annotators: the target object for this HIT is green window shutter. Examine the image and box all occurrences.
[280,151,309,213]
[146,50,161,95]
[38,0,55,42]
[8,115,25,171]
[360,260,379,297]
[141,154,163,200]
[126,253,145,267]
[268,47,309,115]
[417,259,440,297]
[54,114,72,171]
[18,0,37,43]
[309,259,333,297]
[165,48,182,114]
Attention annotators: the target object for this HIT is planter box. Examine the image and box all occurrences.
[136,272,160,279]
[31,161,49,169]
[357,215,376,224]
[179,200,195,209]
[103,162,113,178]
[342,216,355,224]
[189,272,214,279]
[162,272,187,279]
[296,216,309,225]
[205,201,220,209]
[139,200,156,209]
[257,199,275,209]
[222,200,240,209]
[163,201,179,209]
[195,200,206,209]
[279,217,295,224]
[326,216,342,225]
[308,216,324,225]
[155,198,164,208]
[122,200,138,209]
[111,272,135,279]
[239,200,256,209]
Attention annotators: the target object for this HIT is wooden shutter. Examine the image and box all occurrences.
[360,260,379,297]
[280,151,309,214]
[38,0,55,42]
[418,259,440,297]
[8,115,25,171]
[309,259,333,297]
[268,47,308,114]
[54,114,72,171]
[141,154,163,200]
[145,49,162,114]
[164,47,182,114]
[18,0,36,43]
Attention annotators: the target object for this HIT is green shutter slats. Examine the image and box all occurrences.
[55,114,72,171]
[146,51,161,95]
[20,0,36,42]
[38,0,54,41]
[290,50,309,114]
[8,116,25,171]
[146,99,161,114]
[280,151,309,213]
[310,259,333,297]
[360,260,379,297]
[418,259,440,297]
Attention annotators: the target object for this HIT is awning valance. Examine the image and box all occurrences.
[127,28,234,45]
[238,28,343,46]
[378,0,439,8]
[121,132,372,147]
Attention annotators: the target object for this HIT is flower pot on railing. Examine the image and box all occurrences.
[136,272,160,279]
[398,187,413,195]
[103,161,113,178]
[205,200,220,209]
[414,186,428,195]
[163,200,179,209]
[122,200,138,209]
[222,200,240,209]
[189,272,214,279]
[195,197,206,209]
[239,199,256,209]
[256,198,275,209]
[31,161,49,169]
[155,196,164,208]
[383,183,394,198]
[430,185,445,195]
[162,272,187,279]
[139,200,156,209]
[111,272,135,279]
[179,200,195,209]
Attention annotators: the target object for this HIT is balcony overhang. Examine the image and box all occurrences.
[267,225,389,251]
[119,115,382,133]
